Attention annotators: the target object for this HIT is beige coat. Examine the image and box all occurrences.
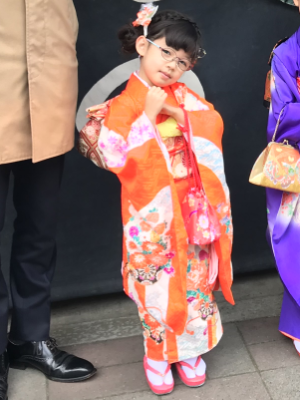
[0,0,79,164]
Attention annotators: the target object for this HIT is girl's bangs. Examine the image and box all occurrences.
[163,24,199,60]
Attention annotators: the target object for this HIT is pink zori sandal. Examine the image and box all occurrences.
[143,357,174,395]
[175,356,206,387]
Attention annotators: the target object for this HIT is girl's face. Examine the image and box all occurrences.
[136,36,191,87]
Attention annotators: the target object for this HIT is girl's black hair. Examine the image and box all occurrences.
[118,9,202,62]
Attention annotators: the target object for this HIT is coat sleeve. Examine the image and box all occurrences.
[267,54,300,145]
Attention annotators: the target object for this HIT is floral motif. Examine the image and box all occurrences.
[129,241,138,250]
[129,226,139,238]
[199,301,216,320]
[145,212,160,223]
[124,189,175,285]
[199,215,209,229]
[164,266,175,274]
[262,142,300,193]
[139,310,165,344]
[217,202,233,241]
[165,251,175,259]
[133,265,161,283]
[98,126,128,168]
[142,241,164,254]
[130,253,149,269]
[140,221,152,232]
[186,253,209,293]
[99,113,156,169]
[185,245,217,321]
[281,193,297,216]
[280,192,300,222]
[127,118,156,150]
[174,85,209,111]
[148,253,169,267]
[182,187,221,245]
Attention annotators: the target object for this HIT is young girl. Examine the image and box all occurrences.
[96,4,234,395]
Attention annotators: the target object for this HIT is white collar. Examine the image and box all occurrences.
[134,71,151,89]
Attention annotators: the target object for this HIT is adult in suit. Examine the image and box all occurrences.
[0,1,96,398]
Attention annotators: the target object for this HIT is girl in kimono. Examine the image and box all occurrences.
[266,18,300,356]
[96,5,234,395]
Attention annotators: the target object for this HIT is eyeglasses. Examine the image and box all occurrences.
[146,39,206,71]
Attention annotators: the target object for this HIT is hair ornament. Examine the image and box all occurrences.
[197,48,207,59]
[132,2,159,37]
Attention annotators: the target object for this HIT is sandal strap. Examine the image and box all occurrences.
[145,359,171,377]
[178,356,202,371]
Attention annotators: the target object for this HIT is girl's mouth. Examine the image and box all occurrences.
[159,71,171,79]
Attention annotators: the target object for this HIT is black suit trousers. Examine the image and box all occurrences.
[0,156,64,354]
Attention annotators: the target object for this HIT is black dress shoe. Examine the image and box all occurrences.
[7,338,96,383]
[0,350,8,400]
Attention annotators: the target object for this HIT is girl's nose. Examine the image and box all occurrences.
[166,59,177,70]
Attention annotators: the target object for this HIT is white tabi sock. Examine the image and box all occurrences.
[146,358,174,386]
[294,340,300,353]
[181,356,206,379]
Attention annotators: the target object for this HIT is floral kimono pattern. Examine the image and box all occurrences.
[99,73,233,362]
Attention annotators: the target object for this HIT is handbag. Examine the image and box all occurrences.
[249,108,300,193]
[77,100,113,169]
[180,107,221,245]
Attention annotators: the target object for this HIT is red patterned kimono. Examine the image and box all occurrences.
[98,73,234,362]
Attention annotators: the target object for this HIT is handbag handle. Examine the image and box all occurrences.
[271,108,285,142]
[180,105,202,190]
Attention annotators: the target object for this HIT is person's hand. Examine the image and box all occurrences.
[144,87,167,126]
[293,0,300,12]
[161,103,185,126]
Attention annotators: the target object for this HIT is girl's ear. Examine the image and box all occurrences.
[135,36,149,57]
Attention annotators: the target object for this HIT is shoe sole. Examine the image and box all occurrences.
[181,380,206,388]
[154,390,174,396]
[47,368,97,383]
[175,364,206,388]
[10,361,97,383]
[145,375,174,396]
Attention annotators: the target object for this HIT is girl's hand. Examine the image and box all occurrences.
[161,103,185,126]
[145,87,167,126]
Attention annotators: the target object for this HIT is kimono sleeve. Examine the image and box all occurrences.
[179,86,224,151]
[177,85,231,202]
[177,86,233,304]
[267,54,300,144]
[98,96,171,207]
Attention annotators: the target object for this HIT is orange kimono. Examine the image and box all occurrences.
[99,73,234,363]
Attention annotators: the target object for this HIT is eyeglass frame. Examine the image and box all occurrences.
[146,39,206,71]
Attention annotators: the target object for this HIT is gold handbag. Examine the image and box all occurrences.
[249,109,300,193]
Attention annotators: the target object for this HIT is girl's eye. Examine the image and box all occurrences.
[179,60,188,68]
[162,49,172,57]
